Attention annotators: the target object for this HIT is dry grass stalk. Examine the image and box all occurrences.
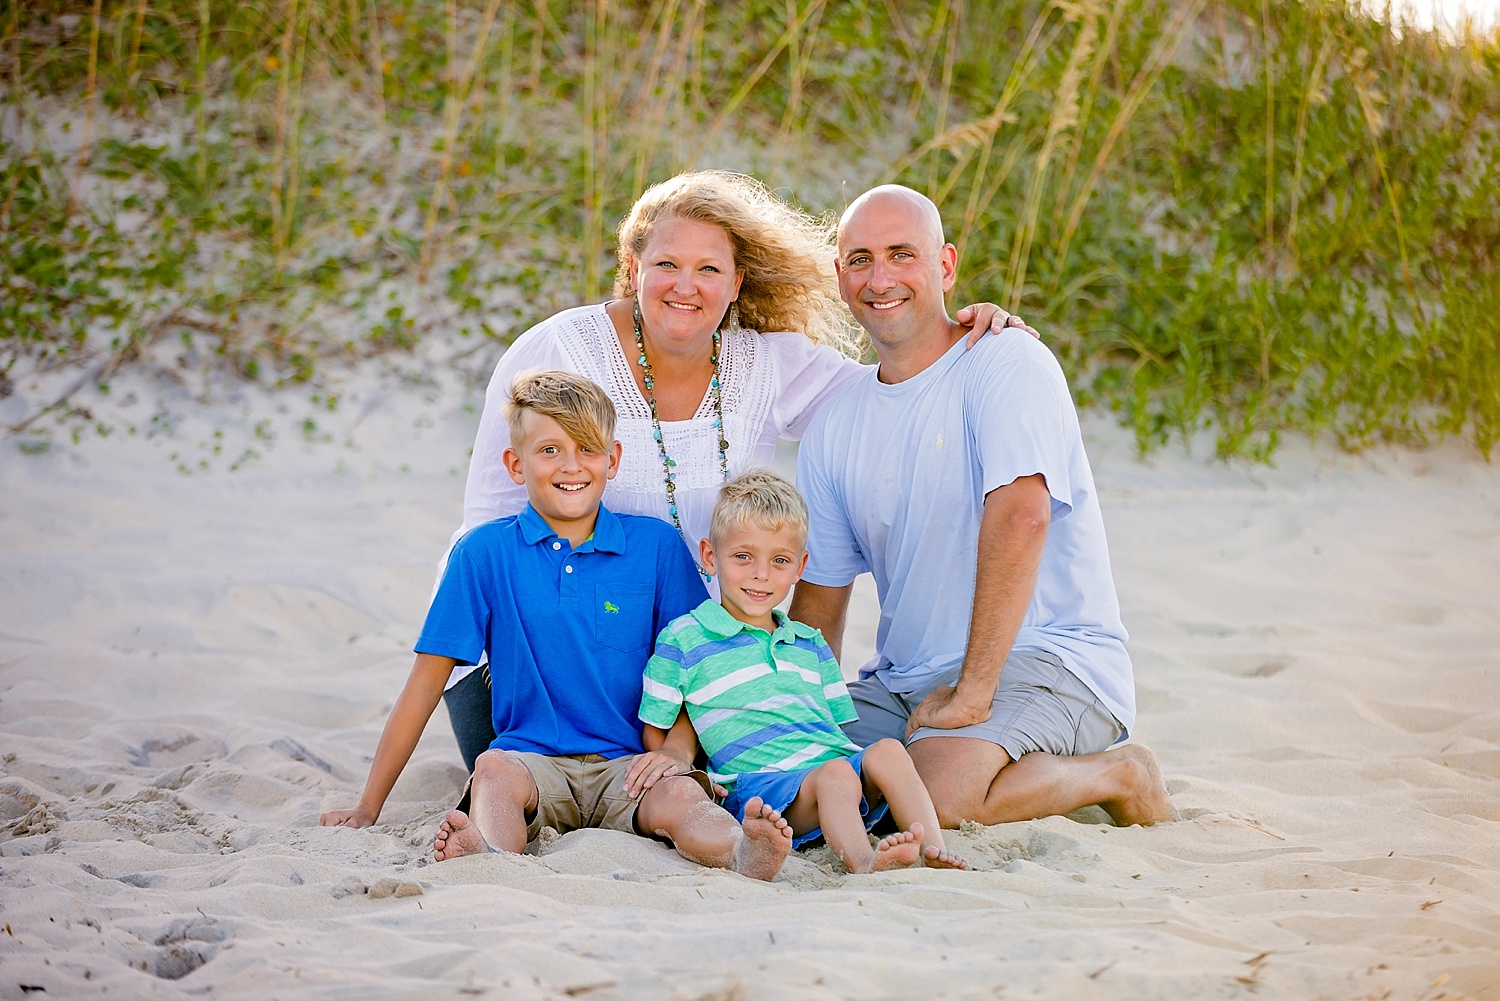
[195,0,210,187]
[1006,2,1098,314]
[529,0,548,91]
[648,0,704,187]
[68,0,105,217]
[1350,49,1424,325]
[1285,32,1333,261]
[5,0,21,95]
[446,0,458,85]
[1261,0,1275,256]
[127,0,149,80]
[279,0,311,268]
[889,5,1053,207]
[366,0,386,122]
[581,0,607,294]
[953,7,1061,266]
[417,0,505,283]
[1052,0,1209,281]
[774,0,827,154]
[905,0,953,124]
[627,0,688,194]
[1051,0,1123,234]
[269,0,299,260]
[78,0,104,168]
[699,0,829,155]
[924,6,960,199]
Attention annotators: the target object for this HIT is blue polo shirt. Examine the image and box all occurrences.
[416,503,708,759]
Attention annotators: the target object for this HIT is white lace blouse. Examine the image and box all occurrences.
[436,303,867,684]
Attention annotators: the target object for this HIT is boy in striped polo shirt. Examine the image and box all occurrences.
[641,471,969,873]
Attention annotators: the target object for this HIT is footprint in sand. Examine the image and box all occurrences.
[1201,654,1292,678]
[145,915,231,981]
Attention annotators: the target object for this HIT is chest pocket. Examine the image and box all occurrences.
[594,584,655,653]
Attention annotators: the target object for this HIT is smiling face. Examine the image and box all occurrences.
[835,187,957,353]
[503,411,621,543]
[630,217,745,353]
[701,522,809,631]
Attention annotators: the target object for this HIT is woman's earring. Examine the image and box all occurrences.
[723,301,741,335]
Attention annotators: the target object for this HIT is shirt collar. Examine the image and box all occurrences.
[689,598,821,643]
[517,503,626,554]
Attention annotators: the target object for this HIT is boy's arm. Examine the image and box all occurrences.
[320,652,458,828]
[624,709,699,799]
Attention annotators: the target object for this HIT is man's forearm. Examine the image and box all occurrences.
[954,474,1050,705]
[789,581,853,663]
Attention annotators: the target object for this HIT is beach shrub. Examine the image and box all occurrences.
[1,0,1496,458]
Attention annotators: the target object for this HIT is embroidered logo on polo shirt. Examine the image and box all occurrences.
[603,600,620,614]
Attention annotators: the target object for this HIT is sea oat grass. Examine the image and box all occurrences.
[1,0,1495,458]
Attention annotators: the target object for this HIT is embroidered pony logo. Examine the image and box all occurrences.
[603,601,620,614]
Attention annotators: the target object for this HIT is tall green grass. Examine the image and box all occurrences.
[2,0,1496,458]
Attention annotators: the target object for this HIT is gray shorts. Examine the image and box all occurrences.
[841,649,1125,763]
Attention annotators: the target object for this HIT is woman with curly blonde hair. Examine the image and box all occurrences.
[438,170,1029,769]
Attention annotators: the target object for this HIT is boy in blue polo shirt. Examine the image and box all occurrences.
[321,372,793,880]
[640,471,968,874]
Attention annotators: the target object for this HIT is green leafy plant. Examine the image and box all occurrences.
[2,0,1495,458]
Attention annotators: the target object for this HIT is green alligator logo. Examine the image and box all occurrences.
[603,601,620,614]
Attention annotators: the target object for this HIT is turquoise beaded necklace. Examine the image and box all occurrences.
[633,299,730,579]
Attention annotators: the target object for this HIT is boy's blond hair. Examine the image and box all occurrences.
[505,370,616,453]
[709,470,809,547]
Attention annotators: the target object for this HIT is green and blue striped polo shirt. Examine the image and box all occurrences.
[639,599,861,789]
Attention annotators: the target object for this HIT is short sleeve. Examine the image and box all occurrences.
[761,333,869,441]
[415,544,493,666]
[651,535,711,638]
[815,637,857,725]
[797,413,868,586]
[639,627,687,729]
[967,334,1077,520]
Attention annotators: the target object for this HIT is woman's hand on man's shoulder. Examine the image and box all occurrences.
[956,303,1041,349]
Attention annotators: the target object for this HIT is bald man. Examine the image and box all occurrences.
[789,185,1175,829]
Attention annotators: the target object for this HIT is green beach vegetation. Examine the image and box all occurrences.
[2,0,1497,459]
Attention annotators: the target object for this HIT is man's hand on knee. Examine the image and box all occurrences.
[904,684,993,738]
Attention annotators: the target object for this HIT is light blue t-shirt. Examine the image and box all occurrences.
[798,329,1135,731]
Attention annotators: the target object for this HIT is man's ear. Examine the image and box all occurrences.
[940,243,958,292]
[834,258,851,306]
[502,446,525,486]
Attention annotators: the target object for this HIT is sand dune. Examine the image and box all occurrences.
[2,366,1497,1000]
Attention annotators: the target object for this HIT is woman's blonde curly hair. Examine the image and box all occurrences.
[612,171,860,357]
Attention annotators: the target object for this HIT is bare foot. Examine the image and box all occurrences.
[734,796,792,881]
[432,809,492,861]
[1102,744,1178,827]
[922,844,971,870]
[868,826,923,872]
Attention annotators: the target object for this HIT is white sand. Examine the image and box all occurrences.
[2,363,1497,1000]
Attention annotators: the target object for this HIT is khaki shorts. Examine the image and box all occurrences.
[459,752,714,844]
